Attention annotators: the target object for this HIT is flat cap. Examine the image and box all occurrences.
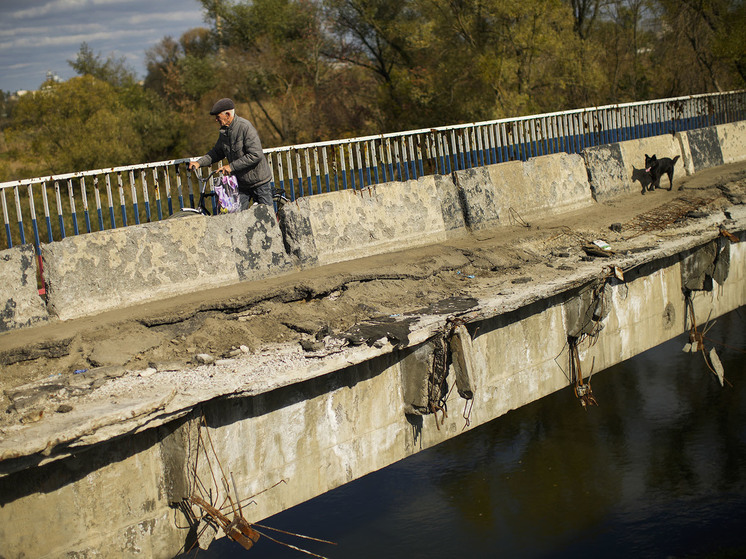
[209,98,235,115]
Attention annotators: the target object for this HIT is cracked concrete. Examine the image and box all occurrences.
[1,162,745,431]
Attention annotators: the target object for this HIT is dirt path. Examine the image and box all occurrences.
[1,162,745,413]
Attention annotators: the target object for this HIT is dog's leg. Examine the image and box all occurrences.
[667,170,674,191]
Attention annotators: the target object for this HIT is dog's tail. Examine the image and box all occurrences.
[673,155,680,164]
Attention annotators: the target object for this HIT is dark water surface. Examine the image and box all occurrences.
[195,307,746,559]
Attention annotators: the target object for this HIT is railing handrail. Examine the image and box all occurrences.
[2,89,743,191]
[1,89,744,257]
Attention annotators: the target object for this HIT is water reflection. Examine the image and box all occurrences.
[189,308,745,558]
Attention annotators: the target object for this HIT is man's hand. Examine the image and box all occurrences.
[188,161,200,171]
[217,164,232,175]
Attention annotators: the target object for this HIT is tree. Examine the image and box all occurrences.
[715,1,746,86]
[322,0,422,128]
[7,73,187,176]
[144,28,217,104]
[7,76,142,174]
[655,0,746,93]
[68,43,138,88]
[190,0,378,144]
[570,0,603,39]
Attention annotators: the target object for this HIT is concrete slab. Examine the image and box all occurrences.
[687,126,724,171]
[716,121,746,164]
[521,152,594,216]
[454,166,500,230]
[583,143,629,201]
[433,173,466,232]
[0,244,47,332]
[458,153,594,228]
[677,131,696,175]
[42,204,292,321]
[279,175,451,266]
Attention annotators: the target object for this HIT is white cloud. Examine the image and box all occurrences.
[0,28,151,50]
[10,0,142,21]
[0,0,205,91]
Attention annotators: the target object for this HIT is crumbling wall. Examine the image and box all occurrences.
[0,244,47,331]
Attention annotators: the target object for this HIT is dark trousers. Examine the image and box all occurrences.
[238,181,273,209]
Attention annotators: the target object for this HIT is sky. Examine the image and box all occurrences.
[0,0,206,93]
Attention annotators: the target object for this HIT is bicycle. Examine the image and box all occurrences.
[168,169,226,218]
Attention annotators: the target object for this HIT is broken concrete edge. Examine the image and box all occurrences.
[41,204,293,322]
[0,244,47,332]
[1,204,743,477]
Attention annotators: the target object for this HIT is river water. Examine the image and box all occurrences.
[198,307,746,559]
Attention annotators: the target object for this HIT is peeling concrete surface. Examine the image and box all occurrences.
[0,244,47,332]
[0,160,745,558]
[2,162,745,446]
[41,203,291,321]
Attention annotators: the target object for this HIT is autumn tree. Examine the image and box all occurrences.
[7,76,143,174]
[655,0,746,93]
[193,0,378,144]
[68,42,138,88]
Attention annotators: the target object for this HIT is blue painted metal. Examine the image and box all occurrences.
[27,184,41,253]
[79,177,92,233]
[103,175,115,229]
[54,182,66,239]
[2,190,10,247]
[67,180,79,236]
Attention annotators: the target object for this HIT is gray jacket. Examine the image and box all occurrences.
[197,115,272,191]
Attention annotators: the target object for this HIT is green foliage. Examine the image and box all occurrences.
[3,0,745,183]
[68,43,138,88]
[8,77,141,174]
[712,1,746,86]
[6,74,187,178]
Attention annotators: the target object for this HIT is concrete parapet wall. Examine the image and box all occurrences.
[42,204,292,321]
[3,122,744,328]
[0,244,47,332]
[716,121,746,165]
[686,126,725,171]
[520,152,594,216]
[458,152,594,228]
[279,175,455,266]
[453,166,501,230]
[582,123,745,201]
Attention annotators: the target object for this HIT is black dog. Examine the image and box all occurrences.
[644,154,680,193]
[631,166,653,194]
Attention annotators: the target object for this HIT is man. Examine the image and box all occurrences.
[188,98,273,208]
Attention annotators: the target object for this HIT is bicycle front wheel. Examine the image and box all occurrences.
[167,209,204,219]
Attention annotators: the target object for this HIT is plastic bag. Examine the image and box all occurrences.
[214,175,240,213]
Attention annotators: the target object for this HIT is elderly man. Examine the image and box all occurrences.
[188,98,273,208]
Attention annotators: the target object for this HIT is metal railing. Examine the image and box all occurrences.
[1,90,745,255]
